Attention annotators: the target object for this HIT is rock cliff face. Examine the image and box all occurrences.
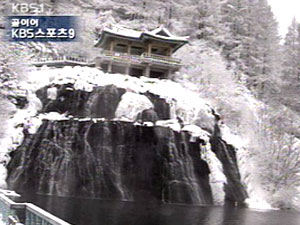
[7,83,248,205]
[210,134,248,204]
[7,120,212,204]
[36,84,170,120]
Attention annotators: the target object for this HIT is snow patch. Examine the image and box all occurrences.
[156,119,181,132]
[245,197,274,210]
[182,124,210,142]
[0,89,43,188]
[220,124,246,149]
[142,122,154,127]
[115,92,153,121]
[0,167,7,189]
[97,24,189,44]
[26,67,215,129]
[47,87,57,100]
[25,112,68,134]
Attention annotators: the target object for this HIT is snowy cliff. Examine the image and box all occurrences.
[4,66,249,205]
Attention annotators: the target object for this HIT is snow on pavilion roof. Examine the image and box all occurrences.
[103,24,142,39]
[144,25,189,41]
[94,24,189,48]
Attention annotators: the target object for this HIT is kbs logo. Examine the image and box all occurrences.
[11,3,45,14]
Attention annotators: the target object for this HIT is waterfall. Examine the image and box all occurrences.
[5,69,248,206]
[7,120,214,204]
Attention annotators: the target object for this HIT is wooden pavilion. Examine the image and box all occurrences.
[94,25,189,78]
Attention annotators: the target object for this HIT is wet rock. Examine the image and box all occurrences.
[36,85,171,121]
[144,92,170,120]
[7,120,213,205]
[210,128,248,204]
[139,109,159,123]
[84,85,125,119]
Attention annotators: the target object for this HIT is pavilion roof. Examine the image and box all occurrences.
[94,24,189,51]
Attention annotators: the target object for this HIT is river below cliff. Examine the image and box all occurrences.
[17,193,300,225]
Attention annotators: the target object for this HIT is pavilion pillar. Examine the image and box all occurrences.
[125,64,130,75]
[110,40,114,52]
[168,47,173,57]
[144,64,151,77]
[108,62,112,73]
[147,43,152,55]
[127,42,131,55]
[167,68,172,77]
[95,57,101,68]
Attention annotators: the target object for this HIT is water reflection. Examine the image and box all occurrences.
[222,206,246,225]
[202,206,223,225]
[17,194,300,225]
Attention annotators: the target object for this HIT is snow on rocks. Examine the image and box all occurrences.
[5,66,239,204]
[182,124,210,143]
[0,165,7,189]
[47,87,57,100]
[245,197,274,210]
[19,66,220,149]
[0,89,44,188]
[0,88,66,162]
[220,124,246,149]
[0,90,42,155]
[156,119,181,132]
[27,66,216,128]
[25,112,68,134]
[115,92,153,121]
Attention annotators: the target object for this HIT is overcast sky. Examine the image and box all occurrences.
[268,0,300,38]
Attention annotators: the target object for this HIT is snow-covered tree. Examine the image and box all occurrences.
[220,0,281,98]
[257,109,300,209]
[282,18,300,87]
[279,18,300,111]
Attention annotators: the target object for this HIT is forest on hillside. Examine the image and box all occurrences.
[0,0,300,209]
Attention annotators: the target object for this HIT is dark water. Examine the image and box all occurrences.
[17,194,300,225]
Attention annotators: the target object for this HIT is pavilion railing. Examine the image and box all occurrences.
[102,50,142,64]
[101,50,182,66]
[31,56,92,66]
[141,53,182,65]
